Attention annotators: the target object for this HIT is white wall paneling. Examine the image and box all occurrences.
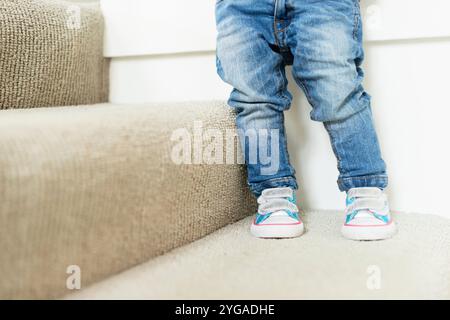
[101,0,450,218]
[109,52,230,104]
[101,0,450,57]
[101,0,216,57]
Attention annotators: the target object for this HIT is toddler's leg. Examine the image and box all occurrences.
[287,0,388,191]
[216,0,297,197]
[216,1,304,238]
[287,0,395,240]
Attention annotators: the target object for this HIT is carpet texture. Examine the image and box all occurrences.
[0,101,256,299]
[0,0,109,109]
[67,211,450,300]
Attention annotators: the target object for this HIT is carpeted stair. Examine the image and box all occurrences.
[0,0,109,109]
[0,0,255,299]
[1,0,449,300]
[0,101,255,299]
[66,211,450,300]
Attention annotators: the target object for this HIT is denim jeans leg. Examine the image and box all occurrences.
[286,0,388,192]
[215,0,297,197]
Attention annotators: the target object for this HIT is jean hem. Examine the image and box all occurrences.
[249,177,298,197]
[338,174,388,192]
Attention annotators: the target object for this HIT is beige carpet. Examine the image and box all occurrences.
[67,210,450,300]
[0,101,255,299]
[0,0,109,109]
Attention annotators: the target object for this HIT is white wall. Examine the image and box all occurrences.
[101,0,450,218]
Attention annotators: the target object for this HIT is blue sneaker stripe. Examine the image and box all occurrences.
[345,211,390,224]
[373,212,390,223]
[255,213,271,224]
[255,211,300,225]
[345,210,358,224]
[286,210,300,221]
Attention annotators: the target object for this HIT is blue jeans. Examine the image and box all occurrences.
[215,0,388,197]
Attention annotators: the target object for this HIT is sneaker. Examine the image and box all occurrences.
[250,187,304,238]
[341,187,397,241]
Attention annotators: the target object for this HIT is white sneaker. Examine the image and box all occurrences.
[250,187,304,238]
[341,187,397,241]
